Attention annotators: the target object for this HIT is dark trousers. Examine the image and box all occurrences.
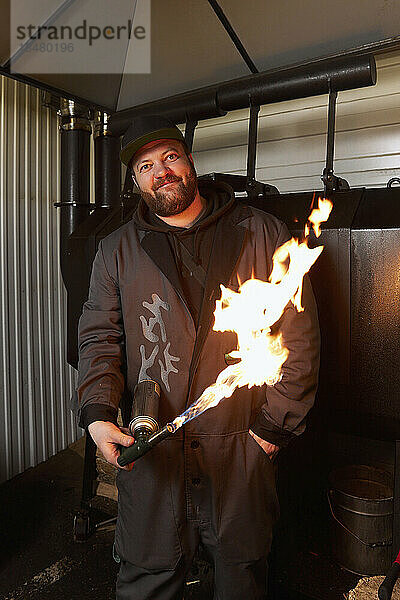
[115,520,269,600]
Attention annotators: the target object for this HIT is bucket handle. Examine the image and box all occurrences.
[327,490,392,548]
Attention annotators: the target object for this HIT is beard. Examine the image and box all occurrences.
[139,162,198,217]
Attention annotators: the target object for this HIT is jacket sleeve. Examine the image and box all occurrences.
[76,240,125,430]
[251,222,320,447]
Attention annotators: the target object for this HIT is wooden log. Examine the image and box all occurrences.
[346,576,400,600]
[96,481,118,502]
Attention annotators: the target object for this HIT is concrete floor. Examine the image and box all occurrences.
[0,437,363,600]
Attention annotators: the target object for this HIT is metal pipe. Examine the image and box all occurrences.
[58,100,91,279]
[56,99,92,367]
[93,111,121,208]
[109,53,376,136]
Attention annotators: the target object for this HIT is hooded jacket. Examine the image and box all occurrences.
[77,180,320,568]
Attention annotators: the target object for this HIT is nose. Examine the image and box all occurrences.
[153,160,169,179]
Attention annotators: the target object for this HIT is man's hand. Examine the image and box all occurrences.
[249,429,279,461]
[88,421,135,471]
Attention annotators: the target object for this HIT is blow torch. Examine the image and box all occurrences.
[117,380,175,467]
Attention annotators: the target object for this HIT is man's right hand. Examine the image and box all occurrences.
[88,421,135,471]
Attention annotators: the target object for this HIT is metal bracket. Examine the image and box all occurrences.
[321,90,349,196]
[198,172,278,197]
[184,119,198,153]
[243,104,279,197]
[246,104,261,200]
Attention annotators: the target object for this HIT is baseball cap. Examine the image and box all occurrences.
[120,115,187,167]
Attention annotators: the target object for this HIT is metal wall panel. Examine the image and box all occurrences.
[0,76,81,484]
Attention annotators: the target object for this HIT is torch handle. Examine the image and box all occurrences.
[378,560,400,600]
[117,435,151,467]
[117,424,175,467]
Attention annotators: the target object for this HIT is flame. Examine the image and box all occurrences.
[171,198,333,432]
[307,197,332,238]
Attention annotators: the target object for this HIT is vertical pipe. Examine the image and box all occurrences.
[93,111,121,208]
[58,99,92,367]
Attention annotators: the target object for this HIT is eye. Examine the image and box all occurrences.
[139,163,151,173]
[166,152,178,161]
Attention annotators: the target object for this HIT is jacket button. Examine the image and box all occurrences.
[192,477,201,486]
[191,440,199,449]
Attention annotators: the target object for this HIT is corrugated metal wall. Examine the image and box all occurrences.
[193,53,400,192]
[0,76,80,484]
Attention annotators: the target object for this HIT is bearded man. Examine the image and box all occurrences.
[77,115,320,600]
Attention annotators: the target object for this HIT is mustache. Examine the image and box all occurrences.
[153,173,182,190]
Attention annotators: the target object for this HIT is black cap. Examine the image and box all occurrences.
[120,115,186,166]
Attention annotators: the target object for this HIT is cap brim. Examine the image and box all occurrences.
[120,128,186,166]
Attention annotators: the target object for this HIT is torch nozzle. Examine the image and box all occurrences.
[117,423,175,467]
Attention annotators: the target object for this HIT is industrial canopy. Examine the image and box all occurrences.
[1,0,400,114]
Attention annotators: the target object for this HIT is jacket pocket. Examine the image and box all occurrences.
[216,432,279,564]
[114,445,182,570]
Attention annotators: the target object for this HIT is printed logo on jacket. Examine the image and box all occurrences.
[138,293,180,392]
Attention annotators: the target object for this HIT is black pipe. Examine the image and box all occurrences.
[56,100,92,367]
[112,85,226,134]
[218,53,376,111]
[59,127,91,283]
[94,135,121,207]
[109,53,376,136]
[94,112,121,208]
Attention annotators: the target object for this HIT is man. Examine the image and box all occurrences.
[77,115,320,599]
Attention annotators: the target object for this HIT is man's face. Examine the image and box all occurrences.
[131,139,198,217]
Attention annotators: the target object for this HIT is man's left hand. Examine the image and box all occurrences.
[249,430,279,460]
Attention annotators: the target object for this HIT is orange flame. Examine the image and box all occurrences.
[307,197,332,238]
[172,198,332,431]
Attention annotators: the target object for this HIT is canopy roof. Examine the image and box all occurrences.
[1,0,400,113]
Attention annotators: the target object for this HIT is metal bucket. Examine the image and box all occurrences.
[328,465,393,575]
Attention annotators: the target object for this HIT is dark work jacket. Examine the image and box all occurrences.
[77,181,320,568]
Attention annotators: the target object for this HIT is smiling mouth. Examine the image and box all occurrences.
[157,180,179,189]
